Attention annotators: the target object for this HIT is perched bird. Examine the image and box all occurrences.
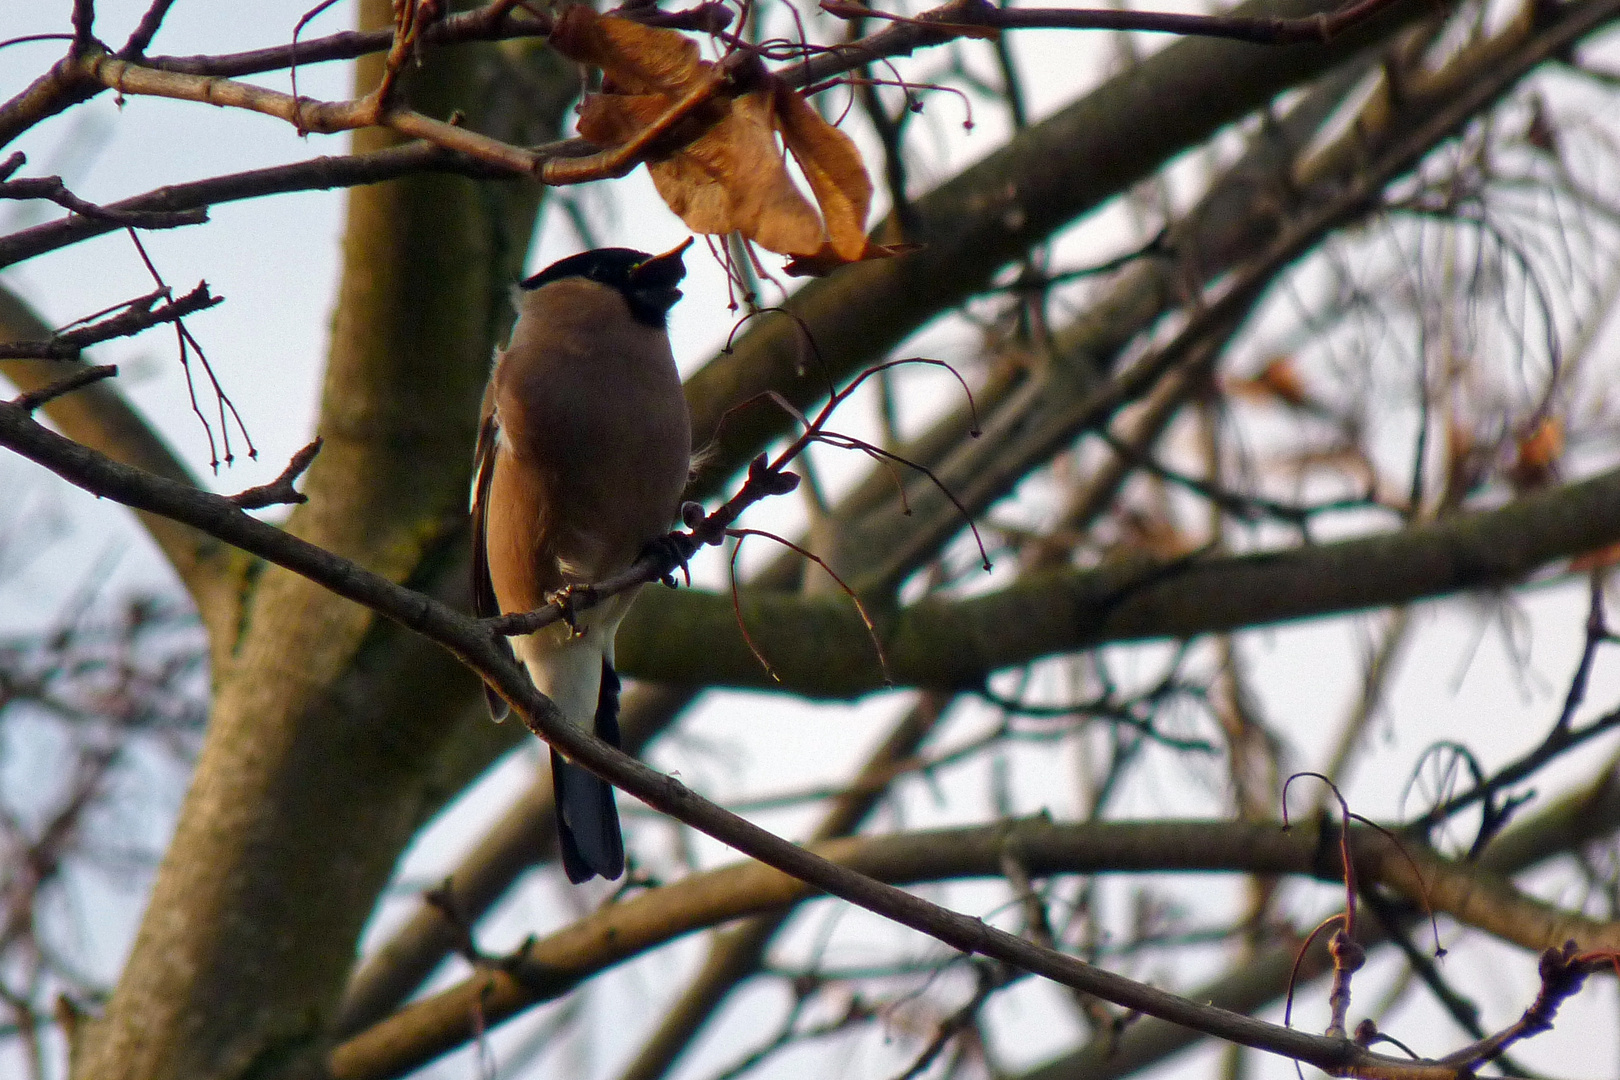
[471,243,693,883]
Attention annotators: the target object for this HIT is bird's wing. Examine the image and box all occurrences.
[470,407,515,721]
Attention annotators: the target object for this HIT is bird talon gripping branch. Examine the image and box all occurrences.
[639,529,698,588]
[470,241,694,883]
[545,583,594,636]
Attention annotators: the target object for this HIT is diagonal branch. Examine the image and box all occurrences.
[821,0,1411,45]
[615,692,953,1080]
[0,355,1467,1080]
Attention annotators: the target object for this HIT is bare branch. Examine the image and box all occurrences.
[119,0,180,58]
[821,0,1411,46]
[70,0,95,54]
[0,159,208,230]
[0,375,1484,1080]
[0,142,506,270]
[227,439,323,510]
[0,282,220,360]
[8,364,117,412]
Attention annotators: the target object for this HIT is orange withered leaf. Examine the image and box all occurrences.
[1252,356,1310,407]
[550,5,880,268]
[1223,356,1315,409]
[772,82,872,261]
[645,91,827,256]
[550,5,706,95]
[1507,415,1563,492]
[575,91,663,146]
[1518,415,1563,469]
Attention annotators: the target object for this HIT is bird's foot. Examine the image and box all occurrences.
[641,520,701,588]
[545,584,595,637]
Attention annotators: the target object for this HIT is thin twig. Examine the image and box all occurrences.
[0,170,207,230]
[821,0,1409,46]
[0,141,505,270]
[0,282,219,360]
[8,365,118,412]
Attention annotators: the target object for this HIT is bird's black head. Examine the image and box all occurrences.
[520,240,692,328]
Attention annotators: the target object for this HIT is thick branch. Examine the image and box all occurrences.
[619,466,1620,695]
[329,816,1617,1079]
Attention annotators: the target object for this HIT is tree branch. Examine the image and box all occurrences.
[617,464,1620,694]
[0,152,206,231]
[0,141,511,270]
[0,281,220,360]
[822,0,1410,46]
[0,351,1469,1080]
[329,815,1619,1079]
[8,363,117,411]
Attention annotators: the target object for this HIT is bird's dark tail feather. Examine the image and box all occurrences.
[553,661,625,883]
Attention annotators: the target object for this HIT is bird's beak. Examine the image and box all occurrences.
[628,237,693,315]
[631,238,694,286]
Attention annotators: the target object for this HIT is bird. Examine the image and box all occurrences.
[471,242,693,883]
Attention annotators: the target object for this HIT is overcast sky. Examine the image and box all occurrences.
[4,3,1620,1078]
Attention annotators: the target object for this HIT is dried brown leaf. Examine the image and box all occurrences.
[1507,416,1563,492]
[550,6,705,95]
[1227,355,1313,408]
[554,5,887,267]
[774,83,872,260]
[647,91,826,254]
[576,92,670,147]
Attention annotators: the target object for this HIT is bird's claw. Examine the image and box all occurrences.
[546,584,593,637]
[641,528,698,588]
